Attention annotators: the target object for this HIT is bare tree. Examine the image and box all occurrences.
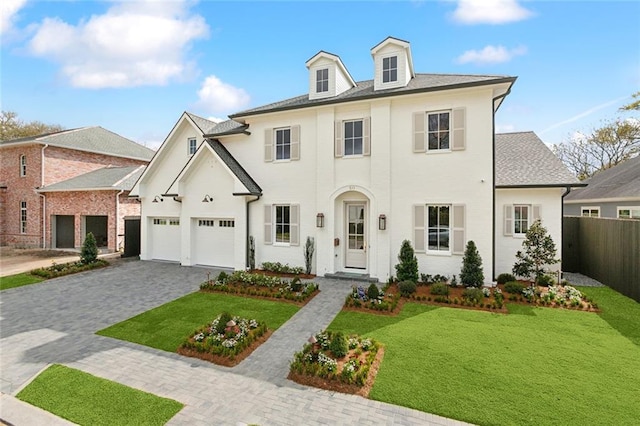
[1,111,64,141]
[619,91,640,112]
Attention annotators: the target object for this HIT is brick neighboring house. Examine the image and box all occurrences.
[0,127,154,251]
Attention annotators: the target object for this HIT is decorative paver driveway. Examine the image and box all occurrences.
[0,259,469,425]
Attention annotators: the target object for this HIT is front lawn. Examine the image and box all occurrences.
[328,287,640,425]
[17,364,183,426]
[0,273,44,291]
[97,292,299,353]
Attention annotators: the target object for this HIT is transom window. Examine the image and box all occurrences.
[344,120,363,156]
[618,207,640,219]
[219,220,235,228]
[382,56,397,83]
[316,68,329,93]
[20,201,27,234]
[581,207,600,218]
[275,128,291,160]
[188,138,197,155]
[428,205,450,252]
[275,205,291,243]
[514,205,529,234]
[153,219,167,225]
[199,219,214,227]
[20,155,26,177]
[427,111,450,150]
[169,219,180,226]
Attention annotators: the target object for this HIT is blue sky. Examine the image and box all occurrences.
[2,0,639,150]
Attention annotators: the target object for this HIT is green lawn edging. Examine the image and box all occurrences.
[0,273,45,291]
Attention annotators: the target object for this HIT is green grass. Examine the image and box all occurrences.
[17,364,183,426]
[0,273,44,291]
[97,292,300,352]
[328,287,640,426]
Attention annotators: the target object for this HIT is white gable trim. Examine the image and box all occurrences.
[305,51,356,87]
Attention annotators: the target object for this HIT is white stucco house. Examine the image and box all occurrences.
[130,37,580,282]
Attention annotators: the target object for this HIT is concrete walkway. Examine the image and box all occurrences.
[0,260,469,426]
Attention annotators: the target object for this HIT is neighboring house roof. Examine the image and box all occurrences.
[0,127,154,161]
[37,166,145,192]
[229,73,516,118]
[206,139,261,194]
[564,155,640,202]
[495,131,581,187]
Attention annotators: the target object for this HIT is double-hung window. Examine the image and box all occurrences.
[427,111,450,151]
[264,204,299,246]
[316,68,329,93]
[275,205,291,243]
[275,128,291,160]
[20,201,27,234]
[344,120,363,156]
[20,155,26,177]
[504,204,540,237]
[188,138,197,155]
[382,56,397,83]
[618,207,640,219]
[428,205,450,252]
[514,205,529,235]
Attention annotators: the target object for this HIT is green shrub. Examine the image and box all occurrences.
[462,287,484,304]
[329,332,348,358]
[395,240,418,282]
[460,240,484,287]
[290,277,303,292]
[430,282,449,296]
[217,271,229,283]
[496,273,516,284]
[398,280,417,297]
[537,274,554,287]
[504,281,525,294]
[80,232,98,264]
[216,312,232,334]
[367,283,380,300]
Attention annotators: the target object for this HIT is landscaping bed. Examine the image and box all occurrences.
[288,331,383,397]
[200,271,319,305]
[30,259,109,279]
[178,312,270,367]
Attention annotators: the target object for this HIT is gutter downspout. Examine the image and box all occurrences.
[491,89,512,281]
[244,194,261,269]
[40,144,49,249]
[116,189,124,253]
[560,186,572,278]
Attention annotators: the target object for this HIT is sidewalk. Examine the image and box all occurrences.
[0,392,75,426]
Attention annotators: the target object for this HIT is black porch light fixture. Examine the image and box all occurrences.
[152,195,163,203]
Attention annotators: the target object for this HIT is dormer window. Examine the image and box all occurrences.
[188,138,197,155]
[316,68,329,93]
[382,56,398,83]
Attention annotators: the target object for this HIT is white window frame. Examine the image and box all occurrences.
[274,205,291,245]
[344,119,364,156]
[382,55,398,83]
[581,206,600,218]
[427,111,451,152]
[316,68,328,93]
[20,155,26,177]
[20,201,27,234]
[188,138,197,155]
[514,205,530,236]
[426,204,451,254]
[275,127,291,161]
[198,219,214,227]
[617,206,640,219]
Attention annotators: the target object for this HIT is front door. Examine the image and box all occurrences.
[345,203,366,269]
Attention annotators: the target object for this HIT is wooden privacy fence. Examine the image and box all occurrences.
[563,216,640,302]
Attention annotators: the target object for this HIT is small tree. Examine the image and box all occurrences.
[395,240,418,282]
[512,220,559,284]
[81,232,98,264]
[303,236,315,275]
[460,240,484,287]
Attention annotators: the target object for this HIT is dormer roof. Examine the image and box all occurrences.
[370,36,415,91]
[305,50,356,100]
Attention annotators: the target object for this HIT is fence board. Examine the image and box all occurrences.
[563,216,640,302]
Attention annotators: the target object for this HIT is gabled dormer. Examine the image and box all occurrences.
[371,36,415,91]
[305,51,356,100]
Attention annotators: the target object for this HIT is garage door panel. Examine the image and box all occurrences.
[193,218,235,268]
[150,217,181,261]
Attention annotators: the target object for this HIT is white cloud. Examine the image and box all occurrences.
[495,124,516,134]
[456,45,526,65]
[196,75,250,114]
[452,0,534,24]
[27,0,209,88]
[1,0,27,36]
[540,96,630,135]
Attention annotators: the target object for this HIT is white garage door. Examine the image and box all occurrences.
[149,217,181,261]
[192,218,235,268]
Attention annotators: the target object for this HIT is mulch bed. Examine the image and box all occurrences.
[250,269,316,279]
[177,330,273,367]
[200,286,320,307]
[287,347,385,397]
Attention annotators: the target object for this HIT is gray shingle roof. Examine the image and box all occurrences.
[204,119,248,137]
[38,166,144,192]
[186,112,219,134]
[496,132,580,186]
[564,155,640,201]
[230,73,515,118]
[206,139,261,194]
[1,127,154,161]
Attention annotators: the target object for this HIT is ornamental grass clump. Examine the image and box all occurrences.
[430,282,449,296]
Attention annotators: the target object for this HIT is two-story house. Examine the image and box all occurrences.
[131,37,579,282]
[0,127,154,251]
